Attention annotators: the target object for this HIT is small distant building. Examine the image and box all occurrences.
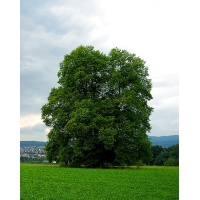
[38,154,45,158]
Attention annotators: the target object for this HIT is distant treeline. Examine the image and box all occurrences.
[20,135,179,148]
[20,143,179,166]
[20,141,47,147]
[20,157,47,163]
[147,144,179,166]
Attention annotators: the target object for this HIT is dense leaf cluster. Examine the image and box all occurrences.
[148,144,179,166]
[41,46,153,167]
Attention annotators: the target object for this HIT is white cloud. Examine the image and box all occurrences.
[20,122,48,141]
[20,114,43,128]
[45,127,51,135]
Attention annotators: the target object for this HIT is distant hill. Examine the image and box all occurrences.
[149,135,179,147]
[21,135,179,148]
[20,141,47,147]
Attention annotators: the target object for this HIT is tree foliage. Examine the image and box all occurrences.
[150,144,179,166]
[149,145,164,165]
[41,46,153,167]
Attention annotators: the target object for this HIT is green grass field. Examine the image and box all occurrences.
[20,163,179,200]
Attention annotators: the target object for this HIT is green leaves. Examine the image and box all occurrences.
[41,46,153,167]
[99,127,117,150]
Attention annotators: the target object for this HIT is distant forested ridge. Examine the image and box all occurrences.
[20,141,47,147]
[20,135,179,148]
[148,135,179,147]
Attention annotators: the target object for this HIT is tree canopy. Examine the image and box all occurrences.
[41,46,153,167]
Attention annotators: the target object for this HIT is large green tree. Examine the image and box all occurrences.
[41,46,153,167]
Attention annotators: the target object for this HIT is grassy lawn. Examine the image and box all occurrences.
[20,163,179,200]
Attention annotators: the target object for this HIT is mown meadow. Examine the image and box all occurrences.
[20,163,179,200]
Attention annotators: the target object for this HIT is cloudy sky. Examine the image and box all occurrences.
[20,0,185,141]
